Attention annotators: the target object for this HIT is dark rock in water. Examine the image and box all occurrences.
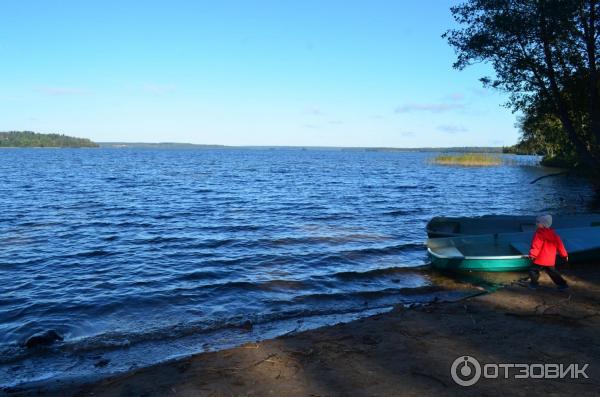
[24,330,63,348]
[94,358,110,368]
[240,320,253,331]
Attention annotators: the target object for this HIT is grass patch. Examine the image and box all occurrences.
[433,153,502,166]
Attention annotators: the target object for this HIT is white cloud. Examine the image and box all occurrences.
[304,107,324,116]
[394,102,464,113]
[437,124,468,133]
[445,92,464,101]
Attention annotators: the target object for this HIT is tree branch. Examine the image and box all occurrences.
[530,171,569,184]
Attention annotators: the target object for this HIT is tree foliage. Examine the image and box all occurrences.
[0,131,98,148]
[444,0,600,173]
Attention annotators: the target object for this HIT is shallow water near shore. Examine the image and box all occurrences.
[0,148,596,387]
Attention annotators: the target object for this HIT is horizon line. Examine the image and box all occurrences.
[97,141,510,150]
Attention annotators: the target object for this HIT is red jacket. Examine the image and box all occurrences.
[529,227,568,266]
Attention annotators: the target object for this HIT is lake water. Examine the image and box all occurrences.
[0,148,595,387]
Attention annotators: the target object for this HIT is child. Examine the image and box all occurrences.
[529,214,569,290]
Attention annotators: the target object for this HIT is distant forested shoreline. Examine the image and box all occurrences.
[0,131,523,153]
[0,131,98,148]
[1,135,513,152]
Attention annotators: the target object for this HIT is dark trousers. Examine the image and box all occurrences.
[529,265,567,287]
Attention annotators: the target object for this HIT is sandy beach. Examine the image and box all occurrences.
[5,265,599,397]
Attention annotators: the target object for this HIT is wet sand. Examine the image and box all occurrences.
[6,266,600,397]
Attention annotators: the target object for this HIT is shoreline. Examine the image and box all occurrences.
[8,265,600,396]
[2,272,486,394]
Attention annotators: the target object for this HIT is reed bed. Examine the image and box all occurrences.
[432,153,503,166]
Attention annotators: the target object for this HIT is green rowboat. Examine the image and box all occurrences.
[426,214,600,238]
[427,226,600,272]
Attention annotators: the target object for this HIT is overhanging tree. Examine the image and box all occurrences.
[444,0,600,172]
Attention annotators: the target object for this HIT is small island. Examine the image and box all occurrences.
[433,153,502,166]
[0,131,98,148]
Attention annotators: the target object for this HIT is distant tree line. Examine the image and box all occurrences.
[365,146,504,153]
[445,0,600,177]
[0,131,98,148]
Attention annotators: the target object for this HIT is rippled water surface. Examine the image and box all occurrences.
[0,148,595,386]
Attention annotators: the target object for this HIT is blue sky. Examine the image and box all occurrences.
[0,1,520,147]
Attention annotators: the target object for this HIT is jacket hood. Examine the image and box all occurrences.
[536,227,559,243]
